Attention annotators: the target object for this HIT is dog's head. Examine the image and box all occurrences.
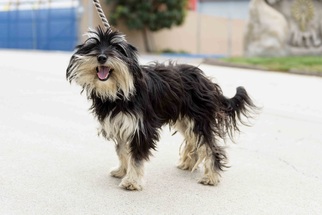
[66,26,141,101]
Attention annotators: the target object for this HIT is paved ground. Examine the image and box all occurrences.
[0,50,322,215]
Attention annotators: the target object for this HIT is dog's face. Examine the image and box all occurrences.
[66,27,141,101]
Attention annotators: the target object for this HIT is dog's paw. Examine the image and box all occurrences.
[110,167,126,178]
[177,162,191,171]
[177,159,198,171]
[198,175,220,186]
[119,177,142,191]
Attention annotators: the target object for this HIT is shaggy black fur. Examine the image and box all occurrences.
[66,27,257,173]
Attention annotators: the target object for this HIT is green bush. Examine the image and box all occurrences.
[106,0,188,52]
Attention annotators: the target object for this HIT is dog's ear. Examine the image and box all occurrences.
[116,41,143,79]
[130,61,143,79]
[126,43,139,58]
[128,44,144,79]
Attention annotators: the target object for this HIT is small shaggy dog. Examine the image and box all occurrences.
[66,27,257,191]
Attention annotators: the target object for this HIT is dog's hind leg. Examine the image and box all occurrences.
[175,118,199,171]
[110,139,128,178]
[197,140,227,186]
[198,145,219,185]
[178,140,198,171]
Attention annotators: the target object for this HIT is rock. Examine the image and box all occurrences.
[244,0,322,57]
[244,0,288,57]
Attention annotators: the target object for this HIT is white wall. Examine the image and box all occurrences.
[198,0,250,19]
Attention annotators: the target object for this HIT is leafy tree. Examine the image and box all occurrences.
[106,0,188,52]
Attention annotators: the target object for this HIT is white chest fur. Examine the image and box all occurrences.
[100,112,141,142]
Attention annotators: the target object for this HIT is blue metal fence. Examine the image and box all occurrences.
[0,7,78,51]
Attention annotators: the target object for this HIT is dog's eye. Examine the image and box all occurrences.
[85,38,99,45]
[115,45,127,57]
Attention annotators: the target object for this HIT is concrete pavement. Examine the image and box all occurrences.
[0,50,322,214]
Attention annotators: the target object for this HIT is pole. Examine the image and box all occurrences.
[196,0,201,54]
[227,0,232,57]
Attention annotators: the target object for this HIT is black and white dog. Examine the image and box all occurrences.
[66,27,257,191]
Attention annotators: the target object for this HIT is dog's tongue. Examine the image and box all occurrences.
[97,66,110,80]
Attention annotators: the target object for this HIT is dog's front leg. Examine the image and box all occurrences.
[110,139,128,178]
[119,127,155,191]
[119,156,144,191]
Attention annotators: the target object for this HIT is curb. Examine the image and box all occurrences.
[203,58,322,78]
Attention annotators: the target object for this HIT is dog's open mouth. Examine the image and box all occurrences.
[96,66,112,81]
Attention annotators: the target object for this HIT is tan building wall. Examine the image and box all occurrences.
[80,0,246,56]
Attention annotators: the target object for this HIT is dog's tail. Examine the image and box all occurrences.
[220,86,259,139]
[203,86,259,172]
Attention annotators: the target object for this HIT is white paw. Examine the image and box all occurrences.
[198,175,220,186]
[110,167,126,178]
[177,162,192,171]
[177,158,198,171]
[119,177,142,191]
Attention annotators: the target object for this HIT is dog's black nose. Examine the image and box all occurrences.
[97,54,107,64]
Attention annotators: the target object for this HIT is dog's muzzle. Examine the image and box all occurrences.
[96,66,112,81]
